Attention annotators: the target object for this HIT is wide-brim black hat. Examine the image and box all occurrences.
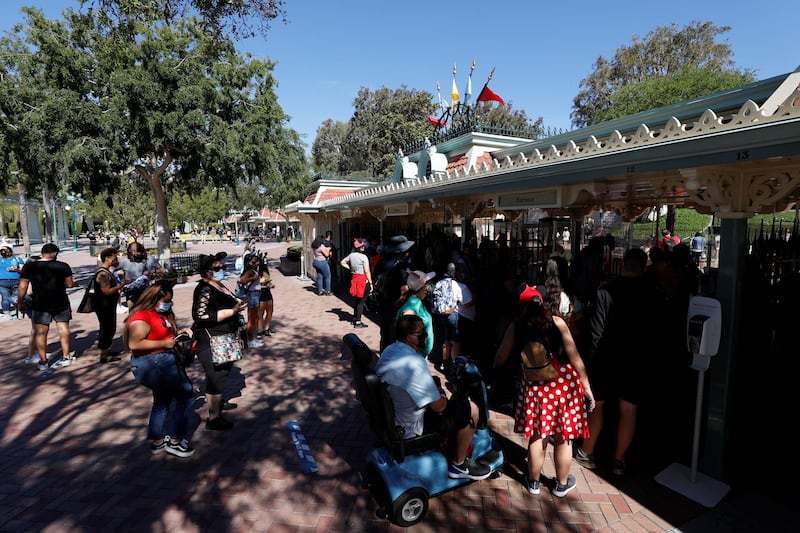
[383,235,414,253]
[199,251,228,272]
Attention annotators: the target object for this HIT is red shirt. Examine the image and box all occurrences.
[129,309,175,356]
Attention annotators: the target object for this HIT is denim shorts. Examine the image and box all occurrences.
[247,291,260,307]
[32,307,72,325]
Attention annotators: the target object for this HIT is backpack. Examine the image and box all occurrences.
[367,270,387,310]
[662,236,676,251]
[431,277,458,314]
[520,332,558,382]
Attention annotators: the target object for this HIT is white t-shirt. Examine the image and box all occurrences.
[456,282,475,321]
[375,341,440,437]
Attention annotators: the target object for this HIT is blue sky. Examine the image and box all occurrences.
[3,1,798,151]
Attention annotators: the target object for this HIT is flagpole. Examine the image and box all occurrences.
[464,58,475,106]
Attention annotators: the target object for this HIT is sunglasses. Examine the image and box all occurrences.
[212,266,224,272]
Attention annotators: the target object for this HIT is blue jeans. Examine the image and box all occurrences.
[130,351,195,441]
[0,279,14,313]
[312,259,331,294]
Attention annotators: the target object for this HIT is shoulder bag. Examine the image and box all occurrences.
[77,275,97,313]
[207,329,243,364]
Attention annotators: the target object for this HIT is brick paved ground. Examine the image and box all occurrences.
[0,239,789,532]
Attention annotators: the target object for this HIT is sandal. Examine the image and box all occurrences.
[100,354,122,363]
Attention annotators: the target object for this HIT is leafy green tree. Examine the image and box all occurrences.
[84,0,287,40]
[595,65,754,123]
[475,100,543,136]
[0,7,308,258]
[311,119,348,175]
[571,21,754,127]
[341,86,436,178]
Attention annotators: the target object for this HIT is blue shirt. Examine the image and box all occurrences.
[0,254,24,281]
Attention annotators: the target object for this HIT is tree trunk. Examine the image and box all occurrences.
[42,189,54,242]
[138,153,174,265]
[17,183,32,255]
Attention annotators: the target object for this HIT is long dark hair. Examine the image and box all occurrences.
[123,281,177,337]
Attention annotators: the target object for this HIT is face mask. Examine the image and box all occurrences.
[156,302,172,313]
[213,270,225,281]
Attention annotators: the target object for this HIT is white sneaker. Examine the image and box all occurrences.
[248,339,264,348]
[116,304,128,314]
[55,353,76,368]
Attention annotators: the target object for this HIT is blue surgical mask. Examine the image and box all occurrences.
[156,302,172,313]
[213,269,225,281]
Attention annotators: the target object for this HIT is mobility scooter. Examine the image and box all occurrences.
[342,333,504,526]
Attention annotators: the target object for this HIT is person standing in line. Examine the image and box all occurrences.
[311,233,332,296]
[451,269,476,360]
[690,231,706,266]
[91,247,132,363]
[430,263,461,369]
[494,285,595,496]
[574,248,662,475]
[340,237,373,328]
[373,235,414,352]
[256,258,276,337]
[117,241,164,307]
[192,253,248,431]
[396,270,436,358]
[0,240,25,319]
[126,281,196,458]
[17,243,77,371]
[239,252,263,348]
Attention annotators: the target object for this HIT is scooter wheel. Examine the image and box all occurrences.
[391,487,429,527]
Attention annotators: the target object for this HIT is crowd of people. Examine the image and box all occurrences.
[8,238,282,459]
[325,228,702,497]
[10,227,701,489]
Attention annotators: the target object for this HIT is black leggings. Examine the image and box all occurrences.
[94,305,117,350]
[194,329,233,395]
[353,291,369,322]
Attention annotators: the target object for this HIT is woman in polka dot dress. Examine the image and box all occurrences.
[495,285,595,497]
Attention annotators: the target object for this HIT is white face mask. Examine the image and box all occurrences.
[213,269,225,281]
[156,302,172,313]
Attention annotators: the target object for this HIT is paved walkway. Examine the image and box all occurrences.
[0,239,792,532]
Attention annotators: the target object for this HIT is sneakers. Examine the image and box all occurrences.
[150,438,169,455]
[165,438,195,458]
[353,321,368,329]
[448,458,491,480]
[525,476,540,495]
[222,401,238,411]
[37,360,48,371]
[612,459,626,476]
[205,416,234,431]
[552,474,577,497]
[54,353,76,368]
[574,446,596,469]
[248,339,264,348]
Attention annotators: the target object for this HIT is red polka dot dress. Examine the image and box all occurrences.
[513,362,590,440]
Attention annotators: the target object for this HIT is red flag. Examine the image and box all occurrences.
[428,116,450,127]
[477,85,505,105]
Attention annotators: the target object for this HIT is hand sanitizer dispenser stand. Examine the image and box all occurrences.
[655,295,730,507]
